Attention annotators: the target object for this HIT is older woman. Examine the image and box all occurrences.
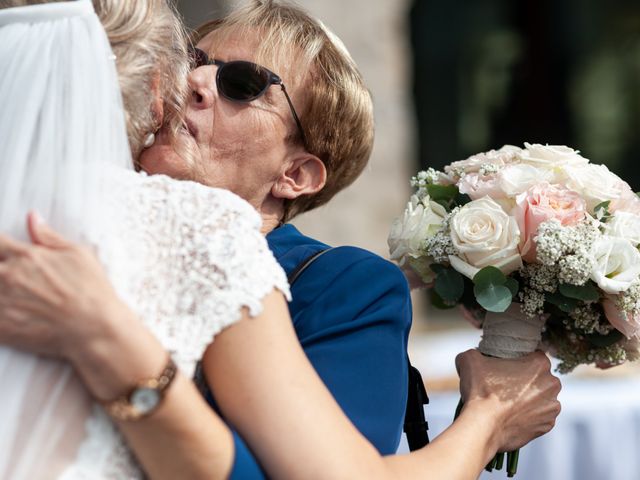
[0,1,561,479]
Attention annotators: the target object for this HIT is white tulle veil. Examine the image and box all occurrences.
[0,1,133,478]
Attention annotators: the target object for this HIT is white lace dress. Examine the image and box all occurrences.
[19,170,289,480]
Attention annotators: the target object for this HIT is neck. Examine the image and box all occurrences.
[258,196,285,235]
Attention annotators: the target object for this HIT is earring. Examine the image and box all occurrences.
[143,132,156,149]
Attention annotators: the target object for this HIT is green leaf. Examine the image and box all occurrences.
[545,291,579,313]
[594,200,612,221]
[586,329,624,348]
[430,289,456,310]
[426,184,459,202]
[473,266,507,288]
[559,283,599,302]
[505,277,520,298]
[454,192,472,207]
[429,263,446,275]
[474,284,512,312]
[434,268,465,303]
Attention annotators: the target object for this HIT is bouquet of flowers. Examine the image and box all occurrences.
[388,143,640,476]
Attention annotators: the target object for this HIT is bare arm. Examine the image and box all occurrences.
[204,292,560,480]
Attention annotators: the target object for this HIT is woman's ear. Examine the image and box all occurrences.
[150,72,164,128]
[272,155,327,200]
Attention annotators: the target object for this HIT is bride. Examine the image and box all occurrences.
[0,1,289,478]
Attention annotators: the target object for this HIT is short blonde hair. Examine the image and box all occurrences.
[195,0,375,221]
[1,0,190,162]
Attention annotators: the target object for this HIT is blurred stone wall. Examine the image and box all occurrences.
[177,0,415,258]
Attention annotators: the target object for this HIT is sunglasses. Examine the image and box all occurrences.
[190,47,307,148]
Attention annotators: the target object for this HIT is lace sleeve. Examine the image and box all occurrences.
[109,172,290,375]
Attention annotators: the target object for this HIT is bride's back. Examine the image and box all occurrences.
[0,1,190,478]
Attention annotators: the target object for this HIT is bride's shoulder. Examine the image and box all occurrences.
[113,170,261,230]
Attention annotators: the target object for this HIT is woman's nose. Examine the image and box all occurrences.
[187,67,216,110]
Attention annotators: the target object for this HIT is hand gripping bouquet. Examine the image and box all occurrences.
[389,144,640,476]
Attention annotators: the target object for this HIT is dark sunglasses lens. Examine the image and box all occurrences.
[218,62,270,100]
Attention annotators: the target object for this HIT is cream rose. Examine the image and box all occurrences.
[590,237,640,294]
[519,143,589,170]
[498,164,555,197]
[448,197,522,279]
[607,212,640,246]
[563,164,626,212]
[388,195,446,282]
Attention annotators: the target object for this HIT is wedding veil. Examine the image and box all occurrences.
[0,1,133,478]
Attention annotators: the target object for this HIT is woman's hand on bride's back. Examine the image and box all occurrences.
[0,212,165,399]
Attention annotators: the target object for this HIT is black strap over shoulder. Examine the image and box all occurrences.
[403,363,430,450]
[287,248,333,285]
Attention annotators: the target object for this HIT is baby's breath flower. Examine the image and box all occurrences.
[520,264,559,293]
[535,218,600,284]
[424,208,459,263]
[569,305,611,335]
[519,287,546,317]
[478,163,501,176]
[616,282,640,314]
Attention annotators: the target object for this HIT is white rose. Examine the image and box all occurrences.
[563,163,626,212]
[448,197,523,279]
[498,164,555,197]
[388,195,446,273]
[607,212,640,246]
[590,237,640,294]
[519,143,589,169]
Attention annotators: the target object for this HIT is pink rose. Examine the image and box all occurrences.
[603,296,640,338]
[514,183,586,263]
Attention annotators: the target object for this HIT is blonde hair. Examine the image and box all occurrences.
[195,0,375,221]
[1,0,190,163]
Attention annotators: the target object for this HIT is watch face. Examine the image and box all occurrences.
[131,387,160,414]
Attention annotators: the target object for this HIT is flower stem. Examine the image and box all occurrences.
[507,450,520,477]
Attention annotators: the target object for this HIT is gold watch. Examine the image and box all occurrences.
[102,357,177,421]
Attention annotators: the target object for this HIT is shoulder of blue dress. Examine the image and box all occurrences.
[267,224,330,271]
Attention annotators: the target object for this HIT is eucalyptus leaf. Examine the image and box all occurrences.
[546,291,579,313]
[426,184,459,202]
[473,266,507,288]
[586,329,624,348]
[454,192,472,207]
[430,289,456,310]
[505,277,520,298]
[429,263,446,274]
[474,284,512,312]
[435,268,465,303]
[559,283,599,302]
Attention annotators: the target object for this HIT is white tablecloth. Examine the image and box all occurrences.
[399,330,640,480]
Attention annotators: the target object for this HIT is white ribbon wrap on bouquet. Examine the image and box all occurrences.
[479,303,546,359]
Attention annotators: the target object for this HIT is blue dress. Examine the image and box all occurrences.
[224,224,412,478]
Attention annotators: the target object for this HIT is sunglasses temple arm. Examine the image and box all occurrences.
[279,84,307,148]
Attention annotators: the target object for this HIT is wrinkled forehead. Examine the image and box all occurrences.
[197,25,312,92]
